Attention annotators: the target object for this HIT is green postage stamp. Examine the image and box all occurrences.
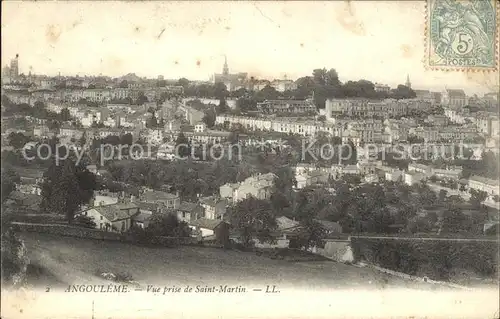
[427,0,498,70]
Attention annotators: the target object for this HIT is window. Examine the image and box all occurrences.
[100,216,103,220]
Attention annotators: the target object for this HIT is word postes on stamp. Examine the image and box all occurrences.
[427,0,498,70]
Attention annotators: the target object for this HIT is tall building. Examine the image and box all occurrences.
[441,89,467,107]
[10,54,19,78]
[222,56,229,76]
[405,74,411,89]
[212,56,248,91]
[1,54,20,84]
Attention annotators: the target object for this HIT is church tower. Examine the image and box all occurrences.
[405,74,411,89]
[10,54,19,78]
[222,55,229,76]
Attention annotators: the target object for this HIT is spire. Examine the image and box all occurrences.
[405,74,411,89]
[223,55,229,76]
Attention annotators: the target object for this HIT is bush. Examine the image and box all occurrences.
[1,230,29,287]
[74,215,96,229]
[115,272,134,282]
[127,225,153,245]
[351,238,498,281]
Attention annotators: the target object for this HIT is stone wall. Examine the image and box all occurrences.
[12,222,124,241]
[11,222,197,246]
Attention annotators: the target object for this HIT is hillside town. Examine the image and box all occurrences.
[1,53,499,288]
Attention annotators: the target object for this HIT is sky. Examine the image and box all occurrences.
[2,1,499,94]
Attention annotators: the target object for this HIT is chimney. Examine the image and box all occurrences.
[176,191,180,198]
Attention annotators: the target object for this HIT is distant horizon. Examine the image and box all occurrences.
[3,1,498,95]
[4,61,496,96]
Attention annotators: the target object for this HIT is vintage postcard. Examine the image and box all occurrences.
[1,1,499,319]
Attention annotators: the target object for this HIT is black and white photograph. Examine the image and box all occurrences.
[1,1,499,318]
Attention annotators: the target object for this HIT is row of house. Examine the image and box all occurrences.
[256,99,317,114]
[82,188,229,231]
[215,114,345,138]
[410,125,480,143]
[220,173,277,204]
[3,85,184,104]
[444,108,499,137]
[324,98,432,120]
[382,163,499,197]
[407,163,463,180]
[468,176,500,197]
[215,114,419,144]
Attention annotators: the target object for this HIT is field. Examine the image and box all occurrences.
[20,232,450,291]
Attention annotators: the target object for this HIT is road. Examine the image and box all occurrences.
[350,235,499,242]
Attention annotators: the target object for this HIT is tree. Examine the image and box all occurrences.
[312,68,340,87]
[102,135,121,146]
[469,189,488,207]
[119,80,128,88]
[79,132,87,147]
[136,92,149,105]
[1,221,29,287]
[230,88,248,99]
[228,132,239,144]
[216,98,229,114]
[341,140,357,165]
[40,158,97,223]
[1,168,20,204]
[255,85,280,101]
[146,214,192,237]
[202,108,216,128]
[236,97,257,113]
[390,85,416,99]
[7,132,30,149]
[177,78,190,89]
[48,120,61,131]
[441,207,469,233]
[293,76,315,99]
[214,82,228,99]
[147,113,158,128]
[60,108,71,121]
[175,132,191,158]
[230,197,277,248]
[341,80,379,98]
[295,219,327,249]
[416,184,437,207]
[120,133,133,146]
[438,189,448,202]
[34,101,45,109]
